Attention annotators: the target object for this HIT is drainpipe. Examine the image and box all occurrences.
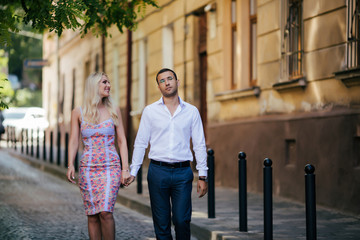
[183,1,187,100]
[126,30,132,141]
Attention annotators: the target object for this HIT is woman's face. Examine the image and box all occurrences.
[98,75,111,98]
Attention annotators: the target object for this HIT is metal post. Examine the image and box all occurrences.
[43,130,47,161]
[65,133,69,168]
[238,151,247,232]
[208,148,215,218]
[305,164,317,240]
[30,129,34,156]
[26,129,29,155]
[6,126,10,147]
[264,158,273,240]
[137,166,143,194]
[36,128,40,159]
[74,151,79,172]
[49,131,53,163]
[13,127,17,150]
[57,131,61,165]
[21,129,24,153]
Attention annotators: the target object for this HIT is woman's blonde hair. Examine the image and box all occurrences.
[82,72,118,125]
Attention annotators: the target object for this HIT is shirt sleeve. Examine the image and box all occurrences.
[191,107,208,177]
[130,107,151,177]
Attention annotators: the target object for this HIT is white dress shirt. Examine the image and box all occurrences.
[130,97,208,177]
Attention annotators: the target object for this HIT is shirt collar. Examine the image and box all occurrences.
[157,96,185,107]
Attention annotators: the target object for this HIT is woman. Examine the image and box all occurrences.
[67,72,129,239]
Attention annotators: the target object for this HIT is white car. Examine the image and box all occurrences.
[3,107,49,140]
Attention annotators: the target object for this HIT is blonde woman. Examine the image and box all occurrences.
[67,72,129,239]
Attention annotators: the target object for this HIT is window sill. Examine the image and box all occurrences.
[334,68,360,88]
[273,77,307,92]
[214,86,261,102]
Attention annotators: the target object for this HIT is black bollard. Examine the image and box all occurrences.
[305,164,317,240]
[65,133,69,168]
[36,129,40,159]
[74,152,79,172]
[43,130,47,161]
[137,166,143,194]
[50,131,53,163]
[21,129,24,153]
[238,152,247,232]
[13,127,17,150]
[30,129,34,156]
[207,148,215,218]
[264,158,273,240]
[26,129,29,155]
[6,126,10,147]
[57,131,61,165]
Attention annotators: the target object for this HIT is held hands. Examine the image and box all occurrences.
[124,175,135,187]
[121,170,131,185]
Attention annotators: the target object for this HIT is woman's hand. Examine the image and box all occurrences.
[121,170,130,185]
[67,166,76,184]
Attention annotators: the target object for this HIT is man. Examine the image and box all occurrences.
[126,68,208,240]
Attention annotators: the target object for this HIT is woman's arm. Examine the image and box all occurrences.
[67,108,81,184]
[115,108,130,184]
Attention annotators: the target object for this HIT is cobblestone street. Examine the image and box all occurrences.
[0,150,156,240]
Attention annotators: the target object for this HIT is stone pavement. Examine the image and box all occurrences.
[0,150,156,240]
[6,148,360,240]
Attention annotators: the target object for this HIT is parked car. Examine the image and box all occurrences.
[2,107,49,140]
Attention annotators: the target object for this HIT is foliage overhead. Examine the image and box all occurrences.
[0,0,159,47]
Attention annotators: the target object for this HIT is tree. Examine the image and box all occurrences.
[0,0,158,108]
[0,50,13,109]
[7,23,43,86]
[0,0,158,48]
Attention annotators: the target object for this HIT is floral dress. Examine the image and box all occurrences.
[78,108,121,215]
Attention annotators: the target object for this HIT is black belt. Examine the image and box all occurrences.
[151,159,190,168]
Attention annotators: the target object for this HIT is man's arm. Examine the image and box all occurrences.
[191,107,208,197]
[125,107,151,186]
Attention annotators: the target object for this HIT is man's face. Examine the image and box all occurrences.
[157,71,179,98]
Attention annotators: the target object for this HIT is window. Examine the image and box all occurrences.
[334,0,360,87]
[282,0,303,80]
[347,0,360,69]
[250,0,257,86]
[231,0,237,88]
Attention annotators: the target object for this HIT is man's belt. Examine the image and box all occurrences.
[150,159,190,168]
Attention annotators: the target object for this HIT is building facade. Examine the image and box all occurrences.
[43,0,360,215]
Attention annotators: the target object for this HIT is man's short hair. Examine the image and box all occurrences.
[155,68,177,84]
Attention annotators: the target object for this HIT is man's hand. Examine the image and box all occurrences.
[124,175,136,187]
[197,179,208,198]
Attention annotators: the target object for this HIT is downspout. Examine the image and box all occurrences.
[126,30,132,142]
[183,1,187,100]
